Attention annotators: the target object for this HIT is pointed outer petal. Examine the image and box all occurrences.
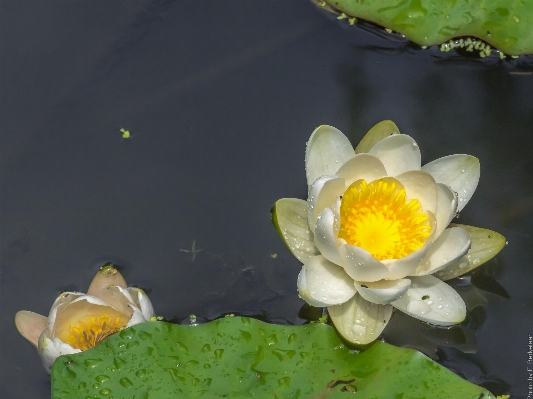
[87,265,127,296]
[38,330,80,373]
[132,288,155,320]
[335,154,387,187]
[307,176,344,233]
[433,183,458,240]
[386,211,437,280]
[314,207,342,265]
[391,275,466,326]
[91,286,135,316]
[298,255,357,307]
[15,311,48,347]
[395,170,438,214]
[368,134,421,176]
[422,154,480,212]
[271,198,320,263]
[339,243,389,282]
[354,120,401,154]
[416,227,471,276]
[436,224,506,281]
[126,306,149,327]
[327,293,393,345]
[354,279,411,305]
[305,125,356,187]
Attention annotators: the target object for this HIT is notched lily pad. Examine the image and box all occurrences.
[322,0,533,55]
[52,317,495,398]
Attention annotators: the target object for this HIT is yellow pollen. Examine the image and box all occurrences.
[64,314,129,351]
[338,178,432,261]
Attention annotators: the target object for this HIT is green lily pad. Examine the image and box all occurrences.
[52,317,494,398]
[324,0,533,55]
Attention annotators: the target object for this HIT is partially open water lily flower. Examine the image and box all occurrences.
[15,265,155,373]
[272,121,506,345]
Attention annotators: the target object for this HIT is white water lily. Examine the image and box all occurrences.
[273,120,506,344]
[15,265,155,373]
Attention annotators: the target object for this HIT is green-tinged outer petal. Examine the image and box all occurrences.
[422,154,479,212]
[52,318,495,398]
[355,120,400,154]
[392,275,466,326]
[325,0,533,56]
[271,198,319,263]
[305,125,355,187]
[436,224,506,281]
[328,292,392,344]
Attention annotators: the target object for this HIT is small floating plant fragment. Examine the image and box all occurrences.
[51,317,495,398]
[14,265,155,373]
[272,120,506,345]
[317,0,533,56]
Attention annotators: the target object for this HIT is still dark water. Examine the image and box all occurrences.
[1,1,532,398]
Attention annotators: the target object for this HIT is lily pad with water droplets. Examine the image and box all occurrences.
[51,317,495,398]
[324,0,533,55]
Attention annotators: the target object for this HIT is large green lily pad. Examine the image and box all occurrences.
[325,0,533,55]
[52,317,494,398]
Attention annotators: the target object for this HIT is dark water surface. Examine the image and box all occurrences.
[1,1,533,398]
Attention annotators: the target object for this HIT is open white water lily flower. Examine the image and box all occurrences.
[15,265,155,373]
[273,121,506,345]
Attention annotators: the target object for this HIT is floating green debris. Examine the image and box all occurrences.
[52,317,495,398]
[320,0,533,55]
[120,128,130,138]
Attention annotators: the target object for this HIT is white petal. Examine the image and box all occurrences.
[314,207,342,265]
[416,227,471,276]
[386,211,436,280]
[298,255,357,307]
[368,134,421,176]
[272,198,320,263]
[136,288,155,320]
[436,224,506,281]
[335,154,387,187]
[354,120,401,154]
[422,154,480,212]
[355,279,411,304]
[395,170,437,214]
[391,275,466,326]
[297,265,327,308]
[433,183,458,239]
[328,293,392,345]
[339,242,389,282]
[126,306,149,326]
[38,330,80,373]
[307,176,344,232]
[305,125,355,187]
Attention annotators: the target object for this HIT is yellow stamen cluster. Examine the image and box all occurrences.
[64,314,129,350]
[338,179,432,261]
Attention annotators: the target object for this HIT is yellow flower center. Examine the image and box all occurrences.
[338,178,432,261]
[63,314,129,350]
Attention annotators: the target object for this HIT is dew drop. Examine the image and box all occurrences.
[407,300,431,315]
[352,325,367,336]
